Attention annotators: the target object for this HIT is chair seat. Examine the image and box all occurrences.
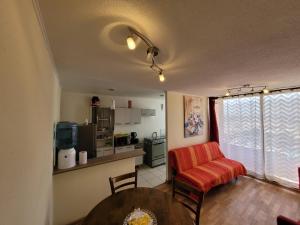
[178,158,246,192]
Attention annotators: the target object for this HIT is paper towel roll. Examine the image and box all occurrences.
[79,151,87,165]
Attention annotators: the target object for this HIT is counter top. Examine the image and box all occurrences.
[53,149,145,175]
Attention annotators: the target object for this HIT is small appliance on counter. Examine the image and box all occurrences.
[58,149,76,169]
[130,132,139,144]
[114,133,131,146]
[55,122,78,169]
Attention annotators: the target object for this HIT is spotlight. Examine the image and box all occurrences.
[146,51,153,61]
[225,90,230,96]
[146,47,159,62]
[159,73,165,82]
[126,36,136,50]
[263,88,269,94]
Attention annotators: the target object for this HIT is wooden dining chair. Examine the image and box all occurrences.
[172,177,204,225]
[109,170,138,195]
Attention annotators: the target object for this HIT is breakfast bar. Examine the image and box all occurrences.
[53,149,144,175]
[53,149,145,225]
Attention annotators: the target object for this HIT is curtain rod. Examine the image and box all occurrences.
[215,86,300,99]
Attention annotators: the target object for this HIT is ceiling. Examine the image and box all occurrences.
[39,0,300,97]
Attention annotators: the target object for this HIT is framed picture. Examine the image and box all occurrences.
[184,96,204,137]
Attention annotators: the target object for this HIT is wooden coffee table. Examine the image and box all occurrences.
[82,187,193,225]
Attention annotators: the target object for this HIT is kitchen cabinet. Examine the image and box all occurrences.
[130,108,141,124]
[96,146,114,157]
[141,109,156,116]
[135,147,144,166]
[115,145,135,154]
[103,148,114,156]
[115,108,131,125]
[115,108,141,125]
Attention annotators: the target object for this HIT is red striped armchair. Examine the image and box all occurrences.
[169,142,246,192]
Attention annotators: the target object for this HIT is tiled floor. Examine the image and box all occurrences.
[137,164,166,187]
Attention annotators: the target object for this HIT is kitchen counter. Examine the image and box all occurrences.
[114,143,143,149]
[53,149,145,175]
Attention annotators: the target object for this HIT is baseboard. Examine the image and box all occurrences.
[245,175,300,193]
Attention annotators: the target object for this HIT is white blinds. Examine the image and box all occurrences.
[218,92,300,189]
[264,92,300,188]
[218,96,264,177]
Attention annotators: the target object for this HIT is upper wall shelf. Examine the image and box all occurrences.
[141,109,156,116]
[114,108,156,125]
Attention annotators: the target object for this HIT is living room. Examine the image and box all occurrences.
[1,1,300,225]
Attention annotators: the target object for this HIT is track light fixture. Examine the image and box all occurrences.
[146,46,159,62]
[224,84,269,97]
[126,27,165,82]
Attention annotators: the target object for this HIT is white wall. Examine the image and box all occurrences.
[166,91,209,150]
[0,0,61,225]
[53,158,135,225]
[60,91,165,139]
[166,91,208,179]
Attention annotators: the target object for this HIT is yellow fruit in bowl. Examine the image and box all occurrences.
[128,214,151,225]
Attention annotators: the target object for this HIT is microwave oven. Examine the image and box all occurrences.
[114,134,130,147]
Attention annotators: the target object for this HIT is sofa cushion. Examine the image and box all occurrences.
[177,158,246,192]
[169,142,225,173]
[194,142,224,163]
[171,146,198,173]
[177,167,218,192]
[210,158,247,178]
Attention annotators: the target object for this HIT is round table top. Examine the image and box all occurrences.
[82,187,193,225]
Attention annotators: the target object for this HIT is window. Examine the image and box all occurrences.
[218,92,300,188]
[264,92,300,188]
[218,96,264,178]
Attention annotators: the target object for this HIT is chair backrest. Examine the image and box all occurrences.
[172,177,204,225]
[109,170,137,195]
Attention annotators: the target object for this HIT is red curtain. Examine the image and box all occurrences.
[209,97,219,143]
[298,167,300,189]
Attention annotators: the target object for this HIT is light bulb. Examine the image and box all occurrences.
[146,51,153,61]
[159,73,165,82]
[126,36,136,50]
[263,88,269,94]
[225,90,230,96]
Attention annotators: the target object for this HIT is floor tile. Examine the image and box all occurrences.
[137,176,152,188]
[137,164,166,188]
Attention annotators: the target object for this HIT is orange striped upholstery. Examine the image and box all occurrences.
[169,142,246,192]
[195,142,225,162]
[172,146,197,172]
